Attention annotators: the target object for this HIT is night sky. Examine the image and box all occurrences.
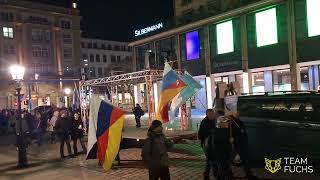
[79,0,174,42]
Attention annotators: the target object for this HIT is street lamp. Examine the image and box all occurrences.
[9,65,28,168]
[64,88,71,107]
[64,88,71,95]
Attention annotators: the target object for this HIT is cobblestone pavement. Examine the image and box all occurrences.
[0,114,319,180]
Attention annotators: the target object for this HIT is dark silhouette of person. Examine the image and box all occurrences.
[133,104,144,128]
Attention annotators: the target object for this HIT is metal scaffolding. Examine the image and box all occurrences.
[80,68,190,130]
[80,69,163,124]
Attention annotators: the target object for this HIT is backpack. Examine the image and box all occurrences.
[205,116,232,159]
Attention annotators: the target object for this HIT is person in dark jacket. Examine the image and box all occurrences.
[230,112,256,180]
[33,111,43,146]
[198,109,217,180]
[133,104,144,128]
[71,112,87,155]
[55,110,73,158]
[209,116,234,180]
[142,120,173,180]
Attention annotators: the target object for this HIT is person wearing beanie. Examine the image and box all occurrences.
[141,120,173,180]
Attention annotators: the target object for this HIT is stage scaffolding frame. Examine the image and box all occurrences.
[80,69,163,125]
[80,69,189,130]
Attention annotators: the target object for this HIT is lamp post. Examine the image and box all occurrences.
[9,65,28,168]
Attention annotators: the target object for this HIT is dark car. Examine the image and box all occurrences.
[237,92,320,164]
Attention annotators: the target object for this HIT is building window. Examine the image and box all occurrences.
[93,43,98,49]
[103,55,107,62]
[216,20,234,54]
[64,66,73,75]
[273,69,291,91]
[0,12,14,22]
[104,67,108,76]
[3,44,15,55]
[116,56,121,63]
[63,48,72,59]
[41,47,50,57]
[181,0,192,6]
[108,44,112,50]
[63,33,72,44]
[90,54,94,62]
[32,46,50,57]
[72,2,77,9]
[3,27,13,38]
[252,72,265,93]
[90,67,96,77]
[255,8,278,47]
[111,55,116,63]
[98,67,103,77]
[88,43,92,48]
[300,67,309,90]
[114,45,120,50]
[101,44,106,50]
[307,0,320,37]
[60,20,71,29]
[28,16,49,25]
[81,42,85,48]
[96,54,101,62]
[31,29,50,41]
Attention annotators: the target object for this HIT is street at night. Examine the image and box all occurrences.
[1,0,320,179]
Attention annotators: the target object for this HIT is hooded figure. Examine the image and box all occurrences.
[141,120,173,180]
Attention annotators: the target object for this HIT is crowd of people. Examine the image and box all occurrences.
[0,107,87,159]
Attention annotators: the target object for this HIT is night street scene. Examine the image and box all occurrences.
[0,0,320,180]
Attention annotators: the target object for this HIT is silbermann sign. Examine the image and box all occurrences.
[135,22,163,37]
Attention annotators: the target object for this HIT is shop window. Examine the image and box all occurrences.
[216,20,234,54]
[252,72,265,93]
[273,69,291,92]
[255,8,278,47]
[300,67,309,90]
[307,0,320,37]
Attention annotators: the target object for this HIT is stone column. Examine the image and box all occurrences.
[240,15,252,94]
[287,0,299,91]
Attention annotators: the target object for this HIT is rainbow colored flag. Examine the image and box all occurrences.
[156,62,186,123]
[86,95,124,171]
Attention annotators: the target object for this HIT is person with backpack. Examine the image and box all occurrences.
[198,109,218,180]
[141,120,173,180]
[208,116,234,180]
[133,104,144,128]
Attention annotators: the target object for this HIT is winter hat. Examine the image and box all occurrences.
[149,120,162,131]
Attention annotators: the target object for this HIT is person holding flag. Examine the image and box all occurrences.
[156,62,186,123]
[86,95,125,171]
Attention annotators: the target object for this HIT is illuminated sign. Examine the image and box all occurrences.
[135,22,163,37]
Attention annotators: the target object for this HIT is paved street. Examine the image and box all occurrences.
[0,116,319,180]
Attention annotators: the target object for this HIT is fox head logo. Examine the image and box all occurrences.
[265,158,282,174]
